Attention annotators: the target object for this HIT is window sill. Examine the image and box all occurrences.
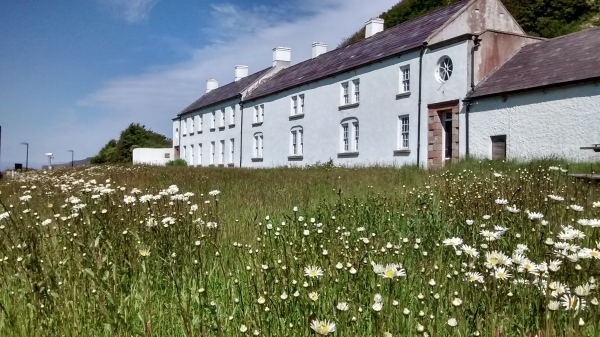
[227,163,235,167]
[394,149,411,155]
[229,123,235,128]
[337,151,359,158]
[289,114,304,120]
[338,102,359,111]
[396,92,411,99]
[251,157,263,162]
[209,128,216,132]
[252,122,263,127]
[208,164,215,167]
[197,130,203,134]
[218,126,226,130]
[288,155,303,160]
[218,164,225,167]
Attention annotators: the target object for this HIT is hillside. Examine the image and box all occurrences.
[339,0,600,47]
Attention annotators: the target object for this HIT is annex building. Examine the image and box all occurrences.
[169,0,600,168]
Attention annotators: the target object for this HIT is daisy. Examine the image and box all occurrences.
[447,318,458,327]
[548,195,564,201]
[593,201,600,208]
[460,244,479,257]
[495,198,508,205]
[443,237,463,247]
[570,205,584,212]
[336,302,349,311]
[494,267,512,280]
[528,212,544,220]
[506,205,520,213]
[308,292,319,301]
[208,190,220,196]
[547,301,560,311]
[310,320,336,335]
[304,266,324,278]
[561,295,586,311]
[380,263,406,279]
[123,195,136,204]
[139,249,150,257]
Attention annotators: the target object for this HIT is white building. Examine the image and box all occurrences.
[172,0,598,168]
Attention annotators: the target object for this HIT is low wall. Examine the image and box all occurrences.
[133,148,174,166]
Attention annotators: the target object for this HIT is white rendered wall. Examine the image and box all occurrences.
[133,148,175,166]
[469,83,600,161]
[240,40,470,168]
[176,98,241,167]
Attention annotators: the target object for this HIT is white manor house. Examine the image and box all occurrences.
[165,0,600,168]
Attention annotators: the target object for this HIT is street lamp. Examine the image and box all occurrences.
[20,142,29,171]
[68,150,74,168]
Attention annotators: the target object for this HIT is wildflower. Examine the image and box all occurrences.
[280,292,288,300]
[447,318,458,327]
[528,212,544,220]
[336,302,349,311]
[466,220,474,225]
[304,266,324,278]
[335,262,343,269]
[257,296,266,304]
[575,283,592,297]
[123,196,136,204]
[443,237,463,247]
[403,308,410,315]
[480,230,499,241]
[208,190,220,196]
[570,205,584,212]
[593,201,600,208]
[19,195,32,201]
[349,267,357,275]
[547,301,560,311]
[372,301,383,312]
[206,222,217,229]
[380,263,406,279]
[466,272,484,283]
[548,195,564,201]
[579,318,585,326]
[146,218,158,228]
[240,325,248,333]
[139,195,153,203]
[139,249,150,257]
[41,219,51,226]
[561,295,585,311]
[494,267,511,280]
[428,279,436,286]
[549,259,562,272]
[461,244,479,257]
[416,324,425,332]
[506,205,520,213]
[310,320,336,335]
[495,199,508,205]
[452,298,463,307]
[308,292,319,301]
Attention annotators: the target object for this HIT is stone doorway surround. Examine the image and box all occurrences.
[427,100,459,167]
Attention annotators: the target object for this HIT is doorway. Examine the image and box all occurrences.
[427,101,459,167]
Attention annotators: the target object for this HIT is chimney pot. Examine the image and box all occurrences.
[273,47,292,68]
[365,18,384,38]
[312,42,327,58]
[235,65,249,82]
[206,78,219,93]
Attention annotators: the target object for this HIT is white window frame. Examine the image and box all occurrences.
[254,106,259,123]
[219,140,225,164]
[342,123,349,152]
[175,128,179,140]
[340,118,359,153]
[198,143,202,166]
[292,96,298,115]
[299,94,305,114]
[211,112,216,129]
[230,105,236,125]
[188,118,194,134]
[190,144,194,165]
[290,127,304,156]
[399,116,410,149]
[182,120,187,136]
[210,141,215,165]
[220,109,225,128]
[353,79,360,103]
[195,115,201,133]
[436,56,453,83]
[341,82,350,105]
[353,121,359,151]
[182,145,187,162]
[253,133,263,158]
[401,66,410,93]
[229,138,235,164]
[260,104,264,122]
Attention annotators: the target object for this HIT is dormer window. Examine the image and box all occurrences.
[436,56,453,82]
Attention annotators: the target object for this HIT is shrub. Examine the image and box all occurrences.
[166,159,188,167]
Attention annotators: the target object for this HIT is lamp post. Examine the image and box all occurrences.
[20,142,29,171]
[68,150,74,168]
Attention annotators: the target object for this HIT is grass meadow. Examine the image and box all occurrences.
[0,159,599,336]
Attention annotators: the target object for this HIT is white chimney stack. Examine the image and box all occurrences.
[206,78,219,93]
[273,47,292,67]
[235,65,249,82]
[365,18,384,38]
[312,42,327,59]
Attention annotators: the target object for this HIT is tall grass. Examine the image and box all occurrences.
[0,159,599,336]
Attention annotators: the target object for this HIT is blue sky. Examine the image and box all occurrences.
[0,0,397,170]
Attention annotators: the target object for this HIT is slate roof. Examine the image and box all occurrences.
[468,27,600,99]
[179,67,271,115]
[244,0,470,101]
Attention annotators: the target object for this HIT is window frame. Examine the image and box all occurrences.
[229,138,235,164]
[210,141,215,165]
[219,140,225,164]
[398,116,410,150]
[211,112,216,129]
[341,82,350,105]
[289,126,304,156]
[292,96,298,116]
[340,118,359,154]
[400,66,411,93]
[230,105,236,125]
[253,133,264,159]
[198,143,202,166]
[353,79,360,103]
[436,56,453,83]
[299,94,305,114]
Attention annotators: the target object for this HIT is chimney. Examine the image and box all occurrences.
[273,47,291,68]
[312,42,327,58]
[206,78,218,93]
[235,65,249,82]
[365,18,384,38]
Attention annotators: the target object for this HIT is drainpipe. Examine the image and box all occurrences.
[176,116,181,159]
[416,43,427,167]
[466,37,481,157]
[238,96,244,167]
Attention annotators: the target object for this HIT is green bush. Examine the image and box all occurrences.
[165,159,188,167]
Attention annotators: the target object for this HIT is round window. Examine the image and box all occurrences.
[436,56,453,82]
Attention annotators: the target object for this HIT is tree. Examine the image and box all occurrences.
[91,124,171,164]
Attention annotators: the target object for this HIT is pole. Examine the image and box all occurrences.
[68,150,74,167]
[21,142,29,171]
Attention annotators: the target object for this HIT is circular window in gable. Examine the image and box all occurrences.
[436,56,453,82]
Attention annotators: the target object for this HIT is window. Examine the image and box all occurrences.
[254,106,259,123]
[175,128,179,139]
[340,118,359,153]
[182,120,187,136]
[230,105,236,125]
[290,127,304,156]
[198,143,202,166]
[210,142,215,165]
[260,104,264,122]
[253,133,263,158]
[165,153,170,159]
[353,121,359,151]
[491,135,507,159]
[190,144,194,165]
[220,109,225,127]
[198,115,203,132]
[211,112,216,129]
[436,56,453,82]
[399,116,410,149]
[353,80,360,103]
[229,138,235,164]
[182,146,187,162]
[292,96,298,115]
[189,118,194,134]
[220,140,225,164]
[341,82,350,105]
[299,95,304,114]
[401,66,410,93]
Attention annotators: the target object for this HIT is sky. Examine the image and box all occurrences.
[0,0,398,170]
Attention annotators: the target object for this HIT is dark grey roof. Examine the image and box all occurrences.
[244,0,469,101]
[468,27,600,99]
[180,67,271,115]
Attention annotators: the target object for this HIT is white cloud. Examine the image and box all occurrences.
[101,0,159,23]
